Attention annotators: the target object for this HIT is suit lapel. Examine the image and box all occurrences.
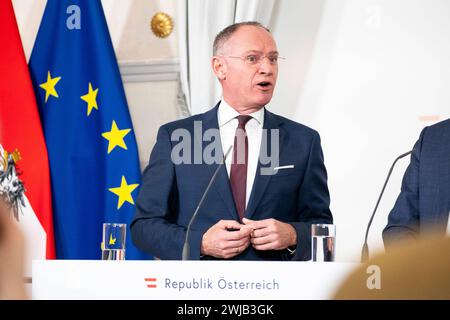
[245,110,285,219]
[200,103,239,220]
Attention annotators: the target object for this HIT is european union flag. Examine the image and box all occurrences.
[29,0,151,259]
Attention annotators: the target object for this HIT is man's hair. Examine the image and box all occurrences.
[213,21,271,55]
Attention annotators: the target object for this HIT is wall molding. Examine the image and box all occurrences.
[119,58,180,83]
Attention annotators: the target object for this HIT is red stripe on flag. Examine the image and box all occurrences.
[0,0,55,258]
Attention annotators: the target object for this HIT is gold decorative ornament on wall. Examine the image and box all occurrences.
[150,12,173,38]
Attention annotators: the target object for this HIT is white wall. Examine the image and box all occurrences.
[270,0,450,261]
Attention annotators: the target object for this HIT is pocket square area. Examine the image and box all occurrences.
[273,165,294,171]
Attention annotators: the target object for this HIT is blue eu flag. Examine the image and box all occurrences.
[29,0,151,259]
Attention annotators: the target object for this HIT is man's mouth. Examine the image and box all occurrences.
[256,81,272,90]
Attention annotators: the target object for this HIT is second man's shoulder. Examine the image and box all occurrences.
[424,117,450,136]
[419,117,450,144]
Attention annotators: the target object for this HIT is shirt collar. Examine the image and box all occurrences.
[218,99,265,127]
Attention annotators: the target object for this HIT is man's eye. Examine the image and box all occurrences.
[246,55,258,63]
[268,56,278,63]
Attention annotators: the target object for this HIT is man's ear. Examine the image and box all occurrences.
[212,56,227,80]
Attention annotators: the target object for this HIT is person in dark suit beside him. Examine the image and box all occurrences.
[131,21,332,260]
[383,119,450,249]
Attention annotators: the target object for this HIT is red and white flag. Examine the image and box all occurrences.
[0,0,55,271]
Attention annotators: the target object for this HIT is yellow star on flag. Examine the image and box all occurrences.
[108,176,139,209]
[39,71,61,103]
[101,120,131,154]
[80,82,99,116]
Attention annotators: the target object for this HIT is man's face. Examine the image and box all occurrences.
[217,26,279,112]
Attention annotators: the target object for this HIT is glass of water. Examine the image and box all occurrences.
[102,223,126,260]
[311,224,335,262]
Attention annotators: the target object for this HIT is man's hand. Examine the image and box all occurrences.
[201,220,253,259]
[242,218,297,251]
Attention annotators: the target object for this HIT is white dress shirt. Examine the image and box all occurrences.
[217,99,264,207]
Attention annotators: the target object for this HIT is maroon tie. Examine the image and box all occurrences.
[230,115,252,221]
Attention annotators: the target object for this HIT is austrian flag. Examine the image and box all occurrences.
[0,0,56,268]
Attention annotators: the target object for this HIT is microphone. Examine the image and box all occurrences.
[182,145,233,260]
[361,150,412,263]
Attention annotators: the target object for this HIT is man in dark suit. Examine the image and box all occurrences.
[383,119,450,249]
[131,21,332,260]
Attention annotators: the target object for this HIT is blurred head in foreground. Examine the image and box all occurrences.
[334,235,450,299]
[0,198,27,300]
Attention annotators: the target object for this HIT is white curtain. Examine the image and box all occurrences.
[177,0,275,116]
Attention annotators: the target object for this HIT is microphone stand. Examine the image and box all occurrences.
[182,146,233,260]
[361,150,412,263]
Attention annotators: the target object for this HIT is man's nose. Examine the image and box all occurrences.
[258,57,274,74]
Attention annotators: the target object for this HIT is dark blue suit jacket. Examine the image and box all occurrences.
[131,104,332,260]
[383,119,450,247]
